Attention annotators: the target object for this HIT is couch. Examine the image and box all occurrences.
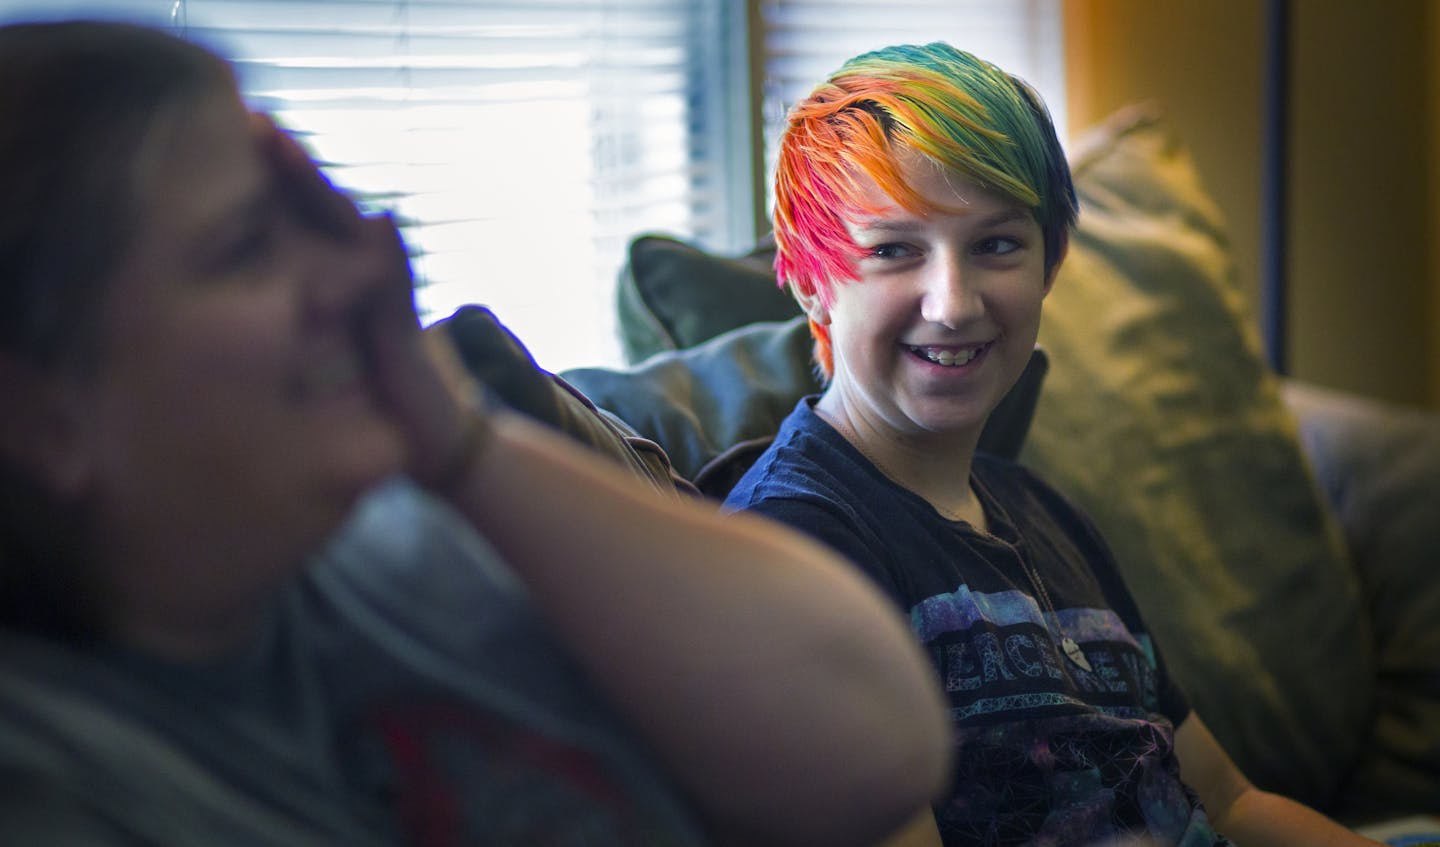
[441,105,1440,824]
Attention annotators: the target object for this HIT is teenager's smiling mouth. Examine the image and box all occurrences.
[906,341,993,368]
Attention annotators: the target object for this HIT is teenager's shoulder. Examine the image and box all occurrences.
[725,398,857,508]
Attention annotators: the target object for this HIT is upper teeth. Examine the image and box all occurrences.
[915,346,979,367]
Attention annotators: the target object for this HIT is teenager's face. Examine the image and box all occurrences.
[63,87,406,642]
[807,149,1053,450]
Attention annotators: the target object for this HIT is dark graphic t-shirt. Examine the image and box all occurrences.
[726,399,1227,847]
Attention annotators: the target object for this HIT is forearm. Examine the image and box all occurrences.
[446,410,950,845]
[1174,715,1381,847]
[1213,788,1382,847]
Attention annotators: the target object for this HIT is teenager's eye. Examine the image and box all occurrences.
[973,236,1021,256]
[869,242,916,260]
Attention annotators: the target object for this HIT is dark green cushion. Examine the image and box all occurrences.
[616,234,799,364]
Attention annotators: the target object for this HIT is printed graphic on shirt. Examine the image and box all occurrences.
[938,714,1223,847]
[912,586,1161,719]
[910,585,1222,847]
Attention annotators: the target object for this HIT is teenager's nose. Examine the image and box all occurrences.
[919,251,982,328]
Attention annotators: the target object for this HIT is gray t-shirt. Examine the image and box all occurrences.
[0,479,702,846]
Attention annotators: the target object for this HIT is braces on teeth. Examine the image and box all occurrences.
[913,346,979,367]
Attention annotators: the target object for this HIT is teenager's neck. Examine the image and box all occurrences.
[813,393,986,530]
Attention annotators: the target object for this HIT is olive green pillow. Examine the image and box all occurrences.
[1017,106,1371,806]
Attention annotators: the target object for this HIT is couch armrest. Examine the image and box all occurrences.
[1282,380,1440,819]
[1282,380,1440,663]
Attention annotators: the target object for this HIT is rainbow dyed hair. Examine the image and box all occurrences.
[772,42,1078,376]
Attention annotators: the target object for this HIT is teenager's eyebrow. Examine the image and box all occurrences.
[849,218,926,234]
[977,208,1032,227]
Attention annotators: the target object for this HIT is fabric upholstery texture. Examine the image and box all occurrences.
[587,104,1378,808]
[566,318,820,497]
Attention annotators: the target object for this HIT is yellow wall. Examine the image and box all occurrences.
[1288,1,1432,408]
[1063,1,1267,319]
[1065,0,1437,409]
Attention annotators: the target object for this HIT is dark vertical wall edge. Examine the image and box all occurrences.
[1262,0,1289,375]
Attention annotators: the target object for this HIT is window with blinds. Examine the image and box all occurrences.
[185,0,735,373]
[1,0,1062,372]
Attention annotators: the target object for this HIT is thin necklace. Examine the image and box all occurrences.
[824,409,1093,672]
[1014,551,1093,672]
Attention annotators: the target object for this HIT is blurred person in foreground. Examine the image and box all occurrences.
[0,19,950,846]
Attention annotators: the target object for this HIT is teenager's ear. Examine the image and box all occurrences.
[793,283,832,326]
[0,358,93,497]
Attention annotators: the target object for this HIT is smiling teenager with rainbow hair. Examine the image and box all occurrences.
[771,42,1075,380]
[726,41,1384,847]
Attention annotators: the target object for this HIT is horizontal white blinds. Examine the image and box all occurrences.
[189,0,729,372]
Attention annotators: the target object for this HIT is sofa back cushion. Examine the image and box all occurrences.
[615,234,797,365]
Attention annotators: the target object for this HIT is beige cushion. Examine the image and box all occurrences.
[1019,105,1373,805]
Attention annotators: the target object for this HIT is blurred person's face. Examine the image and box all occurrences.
[803,148,1054,451]
[55,86,405,653]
